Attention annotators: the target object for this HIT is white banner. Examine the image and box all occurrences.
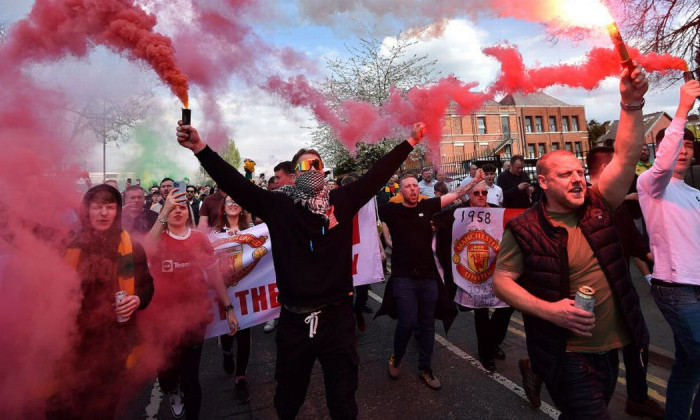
[451,207,509,309]
[204,200,384,338]
[352,199,385,287]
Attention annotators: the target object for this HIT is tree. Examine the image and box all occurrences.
[66,93,151,180]
[621,0,700,79]
[313,35,439,174]
[587,119,610,144]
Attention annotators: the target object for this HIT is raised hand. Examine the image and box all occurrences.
[176,121,207,154]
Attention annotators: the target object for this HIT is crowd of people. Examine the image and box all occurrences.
[44,65,700,420]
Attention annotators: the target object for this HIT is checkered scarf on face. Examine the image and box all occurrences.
[276,169,331,220]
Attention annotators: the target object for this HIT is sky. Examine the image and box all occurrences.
[1,0,688,183]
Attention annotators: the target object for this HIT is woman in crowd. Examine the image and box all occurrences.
[455,181,513,372]
[144,188,238,419]
[49,184,154,418]
[211,196,254,404]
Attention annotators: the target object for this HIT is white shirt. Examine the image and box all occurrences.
[460,175,474,188]
[638,117,700,285]
[485,183,503,206]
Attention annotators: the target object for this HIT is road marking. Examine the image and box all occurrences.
[369,290,560,419]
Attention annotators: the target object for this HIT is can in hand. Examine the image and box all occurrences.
[574,286,595,313]
[115,290,129,323]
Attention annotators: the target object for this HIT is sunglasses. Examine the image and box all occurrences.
[295,158,323,172]
[225,199,239,206]
[471,190,488,196]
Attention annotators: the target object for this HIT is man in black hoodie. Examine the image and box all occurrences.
[176,121,425,419]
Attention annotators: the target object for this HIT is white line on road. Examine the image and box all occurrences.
[369,290,560,419]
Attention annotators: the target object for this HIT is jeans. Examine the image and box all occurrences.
[474,307,514,360]
[546,351,619,419]
[651,282,700,419]
[392,277,438,370]
[621,343,649,403]
[220,328,252,377]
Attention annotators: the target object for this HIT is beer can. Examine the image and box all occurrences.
[574,286,595,313]
[115,290,129,323]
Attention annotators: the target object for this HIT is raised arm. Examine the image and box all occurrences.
[637,80,700,198]
[597,65,649,209]
[143,189,187,255]
[441,169,484,207]
[343,123,425,212]
[176,122,273,219]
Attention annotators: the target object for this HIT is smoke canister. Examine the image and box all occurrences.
[182,108,191,125]
[683,71,696,82]
[115,290,129,323]
[574,286,595,313]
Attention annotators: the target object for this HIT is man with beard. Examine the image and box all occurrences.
[377,170,483,390]
[635,144,653,175]
[493,66,650,418]
[176,121,427,420]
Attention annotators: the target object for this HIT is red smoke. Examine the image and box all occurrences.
[265,42,687,162]
[6,0,189,106]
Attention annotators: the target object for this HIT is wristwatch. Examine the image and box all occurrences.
[224,304,234,312]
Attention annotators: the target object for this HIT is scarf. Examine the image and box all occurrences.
[65,230,135,295]
[276,170,335,222]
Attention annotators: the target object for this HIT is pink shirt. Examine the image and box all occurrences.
[638,117,700,285]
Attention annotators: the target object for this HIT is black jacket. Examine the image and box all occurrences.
[506,189,649,386]
[197,141,413,307]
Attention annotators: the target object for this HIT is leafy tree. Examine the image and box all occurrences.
[313,35,439,174]
[587,119,610,143]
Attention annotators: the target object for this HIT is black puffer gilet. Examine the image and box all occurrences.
[506,189,649,386]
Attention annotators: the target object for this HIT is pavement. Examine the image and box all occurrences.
[116,261,674,419]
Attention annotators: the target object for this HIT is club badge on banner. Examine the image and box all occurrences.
[451,207,522,309]
[205,223,279,338]
[203,200,384,338]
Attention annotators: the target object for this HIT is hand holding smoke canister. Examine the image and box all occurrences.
[684,71,696,82]
[607,23,637,76]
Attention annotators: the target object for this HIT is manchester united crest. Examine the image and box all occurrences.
[452,229,500,284]
[211,233,269,287]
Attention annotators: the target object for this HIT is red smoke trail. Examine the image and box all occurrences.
[265,42,687,163]
[5,0,189,106]
[484,44,688,95]
[170,1,317,148]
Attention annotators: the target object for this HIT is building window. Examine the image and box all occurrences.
[572,116,579,131]
[525,117,533,133]
[538,143,546,157]
[501,116,510,134]
[551,143,560,150]
[575,142,582,155]
[564,142,572,151]
[477,117,487,134]
[549,116,557,132]
[452,116,462,135]
[562,117,570,132]
[504,144,512,157]
[527,144,536,159]
[535,116,543,132]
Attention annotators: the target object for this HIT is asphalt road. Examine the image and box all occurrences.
[117,266,671,420]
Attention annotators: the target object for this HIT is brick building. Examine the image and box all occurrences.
[594,111,672,148]
[440,92,589,161]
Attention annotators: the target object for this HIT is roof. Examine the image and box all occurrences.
[595,111,672,145]
[498,92,571,106]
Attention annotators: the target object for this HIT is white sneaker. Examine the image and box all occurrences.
[169,388,184,418]
[263,319,277,333]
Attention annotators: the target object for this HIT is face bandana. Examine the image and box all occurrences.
[276,170,333,221]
